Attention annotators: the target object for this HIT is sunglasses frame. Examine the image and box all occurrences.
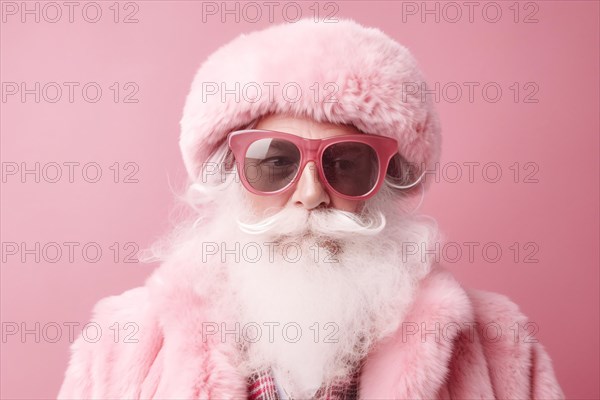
[227,129,400,200]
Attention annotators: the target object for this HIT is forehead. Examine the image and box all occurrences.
[255,113,362,139]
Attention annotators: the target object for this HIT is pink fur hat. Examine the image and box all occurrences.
[179,18,441,187]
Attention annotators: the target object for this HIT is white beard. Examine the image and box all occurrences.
[180,181,438,398]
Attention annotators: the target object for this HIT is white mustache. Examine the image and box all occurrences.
[236,206,387,239]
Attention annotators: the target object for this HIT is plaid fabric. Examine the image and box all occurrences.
[248,369,280,400]
[247,366,361,400]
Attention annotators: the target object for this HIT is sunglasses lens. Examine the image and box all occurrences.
[322,142,379,196]
[387,153,420,188]
[244,138,301,192]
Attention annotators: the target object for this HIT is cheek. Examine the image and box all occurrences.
[246,192,290,214]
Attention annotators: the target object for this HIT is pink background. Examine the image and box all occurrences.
[1,1,598,398]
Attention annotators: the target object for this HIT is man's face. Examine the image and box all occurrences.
[244,113,366,216]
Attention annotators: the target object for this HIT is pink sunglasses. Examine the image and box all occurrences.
[227,129,400,200]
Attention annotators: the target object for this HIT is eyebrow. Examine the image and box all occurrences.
[268,140,297,151]
[327,144,368,157]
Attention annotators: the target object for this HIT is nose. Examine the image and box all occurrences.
[290,161,330,210]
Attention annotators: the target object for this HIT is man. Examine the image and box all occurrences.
[58,19,564,399]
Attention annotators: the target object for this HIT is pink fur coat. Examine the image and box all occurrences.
[57,264,565,399]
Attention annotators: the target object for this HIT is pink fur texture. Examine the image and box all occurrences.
[179,18,442,185]
[57,263,564,399]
